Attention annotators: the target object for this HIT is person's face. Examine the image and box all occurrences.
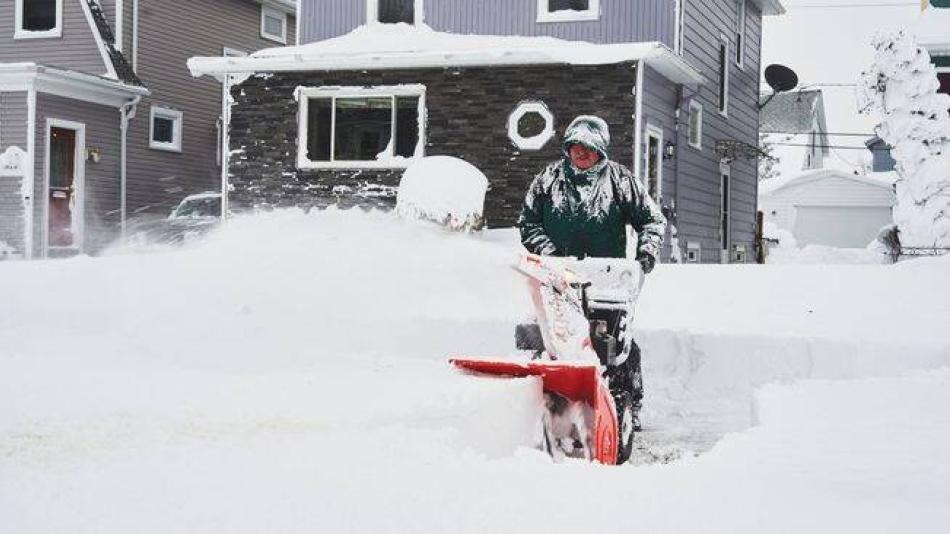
[568,144,602,170]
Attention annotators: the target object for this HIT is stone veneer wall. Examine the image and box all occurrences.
[228,62,638,227]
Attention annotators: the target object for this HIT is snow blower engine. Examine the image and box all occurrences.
[452,253,644,465]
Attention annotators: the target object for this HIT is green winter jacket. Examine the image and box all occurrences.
[518,116,667,260]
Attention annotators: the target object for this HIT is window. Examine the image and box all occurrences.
[149,106,183,152]
[735,0,746,67]
[688,100,703,149]
[507,101,555,150]
[260,5,287,44]
[718,34,729,116]
[938,70,950,96]
[297,86,426,169]
[686,242,701,263]
[720,164,731,257]
[368,0,423,25]
[537,0,600,23]
[15,0,63,39]
[645,125,663,203]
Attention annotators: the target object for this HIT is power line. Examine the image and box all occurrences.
[783,2,917,8]
[763,131,875,137]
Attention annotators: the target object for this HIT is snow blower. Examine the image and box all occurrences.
[452,253,644,465]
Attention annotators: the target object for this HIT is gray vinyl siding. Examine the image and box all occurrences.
[300,0,675,46]
[126,0,297,216]
[674,0,762,262]
[0,92,29,255]
[639,65,679,259]
[0,0,110,78]
[34,93,122,255]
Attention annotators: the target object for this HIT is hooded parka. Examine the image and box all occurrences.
[518,116,667,260]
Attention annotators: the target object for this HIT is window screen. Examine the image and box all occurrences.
[264,12,284,37]
[378,0,415,24]
[152,117,175,144]
[23,0,57,31]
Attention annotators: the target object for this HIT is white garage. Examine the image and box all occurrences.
[760,169,897,248]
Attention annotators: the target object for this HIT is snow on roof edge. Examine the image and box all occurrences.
[188,26,704,85]
[760,168,897,197]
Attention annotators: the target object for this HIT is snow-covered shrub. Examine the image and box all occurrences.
[395,156,489,231]
[859,31,950,248]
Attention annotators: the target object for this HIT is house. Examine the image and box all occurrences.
[0,0,297,259]
[758,89,829,179]
[760,169,896,248]
[189,0,786,264]
[913,1,950,96]
[865,136,896,173]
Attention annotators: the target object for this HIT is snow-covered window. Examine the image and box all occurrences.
[15,0,63,39]
[688,100,703,149]
[260,5,287,44]
[508,101,555,150]
[369,0,423,25]
[149,106,183,153]
[537,0,600,23]
[297,85,426,170]
[718,34,730,116]
[735,0,746,68]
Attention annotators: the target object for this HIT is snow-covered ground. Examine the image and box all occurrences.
[2,209,948,533]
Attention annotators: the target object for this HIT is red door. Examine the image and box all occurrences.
[48,127,76,248]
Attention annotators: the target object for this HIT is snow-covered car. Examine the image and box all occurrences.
[124,192,222,248]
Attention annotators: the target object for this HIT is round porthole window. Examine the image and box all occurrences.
[507,101,555,151]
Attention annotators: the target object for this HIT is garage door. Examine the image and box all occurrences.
[793,206,892,248]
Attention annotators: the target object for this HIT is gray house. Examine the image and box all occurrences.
[191,0,784,263]
[0,0,296,259]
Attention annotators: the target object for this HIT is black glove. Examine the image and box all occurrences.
[636,252,656,275]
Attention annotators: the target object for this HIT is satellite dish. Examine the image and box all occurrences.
[764,64,799,93]
[759,64,799,109]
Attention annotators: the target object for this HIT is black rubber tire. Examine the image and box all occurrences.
[614,391,635,465]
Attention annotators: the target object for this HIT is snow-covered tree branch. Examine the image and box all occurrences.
[859,31,950,248]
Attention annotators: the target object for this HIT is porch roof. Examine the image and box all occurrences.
[188,24,705,86]
[0,63,148,108]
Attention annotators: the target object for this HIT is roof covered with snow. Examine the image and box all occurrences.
[760,168,897,197]
[759,90,827,134]
[188,24,704,85]
[912,5,950,54]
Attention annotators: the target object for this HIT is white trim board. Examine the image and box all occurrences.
[79,0,120,80]
[43,118,86,256]
[0,63,148,108]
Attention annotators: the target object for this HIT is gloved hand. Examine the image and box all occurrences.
[636,252,656,275]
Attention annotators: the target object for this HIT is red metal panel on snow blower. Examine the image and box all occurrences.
[450,359,618,464]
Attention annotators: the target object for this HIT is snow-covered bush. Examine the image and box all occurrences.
[395,156,489,231]
[859,31,950,248]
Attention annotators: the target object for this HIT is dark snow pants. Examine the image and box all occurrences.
[592,307,644,414]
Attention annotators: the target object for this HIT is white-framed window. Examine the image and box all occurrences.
[537,0,600,23]
[718,33,730,117]
[686,242,701,263]
[296,85,426,170]
[735,0,746,68]
[149,106,183,153]
[15,0,63,39]
[507,101,555,151]
[674,0,685,55]
[260,5,287,44]
[720,163,731,259]
[367,0,424,25]
[688,100,703,149]
[733,244,747,263]
[644,124,663,203]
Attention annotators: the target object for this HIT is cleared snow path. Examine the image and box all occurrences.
[1,210,948,532]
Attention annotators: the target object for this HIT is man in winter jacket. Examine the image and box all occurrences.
[517,115,667,433]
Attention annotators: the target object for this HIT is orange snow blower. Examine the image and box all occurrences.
[451,254,644,465]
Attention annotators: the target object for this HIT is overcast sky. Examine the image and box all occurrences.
[760,1,926,170]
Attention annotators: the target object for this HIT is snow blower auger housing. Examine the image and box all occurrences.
[452,254,644,465]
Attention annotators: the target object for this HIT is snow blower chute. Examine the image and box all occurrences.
[452,254,644,465]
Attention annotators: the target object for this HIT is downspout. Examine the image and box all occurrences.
[25,88,37,260]
[220,74,232,220]
[115,0,124,52]
[120,95,141,237]
[633,59,645,179]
